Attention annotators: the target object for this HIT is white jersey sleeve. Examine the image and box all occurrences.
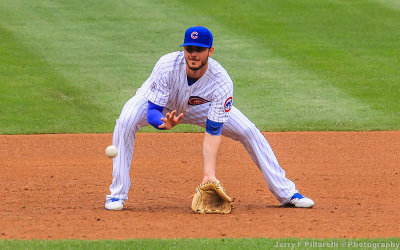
[141,57,171,107]
[207,78,233,123]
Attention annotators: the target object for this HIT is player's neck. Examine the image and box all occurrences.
[186,64,208,80]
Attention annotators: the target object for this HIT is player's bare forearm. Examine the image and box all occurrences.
[202,132,221,184]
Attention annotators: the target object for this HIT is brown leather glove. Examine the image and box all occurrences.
[191,181,233,214]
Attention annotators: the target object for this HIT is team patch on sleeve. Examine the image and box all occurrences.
[224,97,233,112]
[151,82,157,92]
[188,96,210,105]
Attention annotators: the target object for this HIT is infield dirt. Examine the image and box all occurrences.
[0,132,399,239]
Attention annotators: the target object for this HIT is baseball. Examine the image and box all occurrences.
[105,145,118,158]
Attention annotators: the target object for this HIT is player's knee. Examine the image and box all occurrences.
[239,122,258,136]
[227,122,258,141]
[116,113,137,131]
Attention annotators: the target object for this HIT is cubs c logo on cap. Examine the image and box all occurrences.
[180,26,213,47]
[191,31,198,39]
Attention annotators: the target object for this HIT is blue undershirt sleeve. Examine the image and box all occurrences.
[206,119,223,136]
[147,101,166,130]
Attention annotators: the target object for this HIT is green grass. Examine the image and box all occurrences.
[1,0,399,134]
[177,0,400,131]
[1,238,400,250]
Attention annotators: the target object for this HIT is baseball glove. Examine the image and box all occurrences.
[191,181,233,214]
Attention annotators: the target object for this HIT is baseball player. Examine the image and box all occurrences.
[105,26,314,211]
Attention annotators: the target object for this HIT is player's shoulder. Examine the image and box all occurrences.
[152,51,185,76]
[207,57,233,85]
[157,51,185,67]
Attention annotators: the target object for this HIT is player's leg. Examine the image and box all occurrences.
[105,94,149,210]
[222,107,314,207]
[181,105,314,207]
[181,105,295,204]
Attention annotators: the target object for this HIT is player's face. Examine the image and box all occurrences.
[184,46,214,71]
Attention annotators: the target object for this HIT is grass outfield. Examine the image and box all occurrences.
[1,238,400,250]
[1,0,399,134]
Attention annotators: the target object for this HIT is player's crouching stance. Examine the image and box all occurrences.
[105,26,314,212]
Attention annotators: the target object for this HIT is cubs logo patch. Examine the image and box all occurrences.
[151,82,156,92]
[224,97,233,112]
[188,96,209,105]
[191,31,198,39]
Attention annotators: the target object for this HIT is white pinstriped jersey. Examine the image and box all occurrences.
[137,51,234,123]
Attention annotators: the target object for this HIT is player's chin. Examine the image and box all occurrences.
[188,63,204,71]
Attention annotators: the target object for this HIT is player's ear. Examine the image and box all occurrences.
[208,47,214,57]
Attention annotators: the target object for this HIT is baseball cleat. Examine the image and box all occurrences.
[286,193,315,208]
[105,198,124,211]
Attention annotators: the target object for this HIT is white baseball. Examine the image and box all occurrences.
[105,145,118,158]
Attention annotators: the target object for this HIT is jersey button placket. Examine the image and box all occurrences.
[183,87,191,112]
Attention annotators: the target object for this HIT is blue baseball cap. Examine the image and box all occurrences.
[180,26,213,48]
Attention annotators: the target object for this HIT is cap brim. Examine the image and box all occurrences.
[180,43,210,48]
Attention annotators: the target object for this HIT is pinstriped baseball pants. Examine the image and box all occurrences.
[106,94,298,205]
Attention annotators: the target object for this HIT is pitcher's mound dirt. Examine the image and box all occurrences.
[0,132,399,239]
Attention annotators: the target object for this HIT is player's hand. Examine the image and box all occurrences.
[201,176,219,184]
[158,110,184,130]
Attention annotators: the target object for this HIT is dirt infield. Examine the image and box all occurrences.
[0,132,399,239]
